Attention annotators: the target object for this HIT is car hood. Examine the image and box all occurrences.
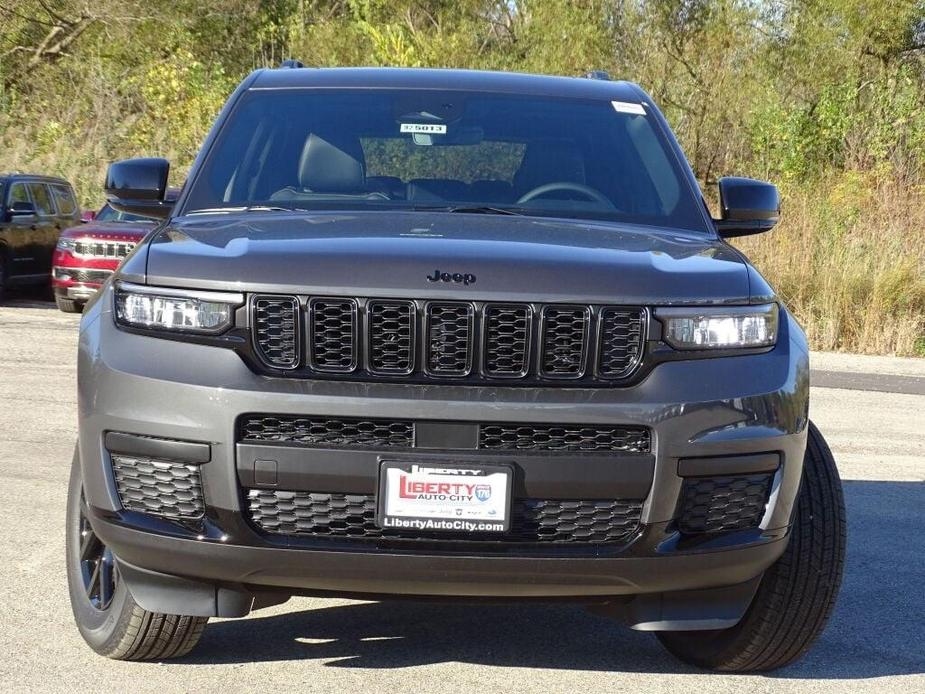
[140,211,751,304]
[62,221,155,240]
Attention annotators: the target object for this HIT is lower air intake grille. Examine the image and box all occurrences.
[239,415,415,448]
[252,295,299,368]
[479,423,650,453]
[677,473,773,534]
[246,490,643,544]
[111,454,204,520]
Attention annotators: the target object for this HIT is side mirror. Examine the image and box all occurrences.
[715,177,780,238]
[105,158,173,220]
[80,209,97,223]
[10,200,36,217]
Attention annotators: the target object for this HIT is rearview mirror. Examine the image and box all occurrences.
[105,158,173,220]
[10,201,36,216]
[715,177,779,238]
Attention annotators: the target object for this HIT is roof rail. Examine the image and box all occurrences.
[279,59,305,69]
[583,70,611,81]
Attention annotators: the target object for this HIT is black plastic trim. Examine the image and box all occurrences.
[104,431,211,464]
[678,452,781,478]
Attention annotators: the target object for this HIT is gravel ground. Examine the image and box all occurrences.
[0,296,922,693]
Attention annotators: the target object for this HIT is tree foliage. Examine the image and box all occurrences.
[0,1,922,353]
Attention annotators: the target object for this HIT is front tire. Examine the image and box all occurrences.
[65,448,208,660]
[55,296,83,313]
[657,421,846,672]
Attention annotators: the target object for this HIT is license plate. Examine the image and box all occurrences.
[378,461,512,534]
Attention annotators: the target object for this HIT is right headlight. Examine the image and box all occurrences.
[656,303,779,350]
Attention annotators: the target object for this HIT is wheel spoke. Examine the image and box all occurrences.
[98,555,113,607]
[79,527,102,562]
[86,560,101,602]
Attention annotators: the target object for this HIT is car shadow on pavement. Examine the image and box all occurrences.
[1,287,57,309]
[188,480,924,678]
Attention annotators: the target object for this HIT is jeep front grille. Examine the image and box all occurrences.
[246,490,643,545]
[73,239,136,259]
[367,300,415,374]
[425,302,474,375]
[250,296,645,384]
[253,296,299,368]
[239,414,650,454]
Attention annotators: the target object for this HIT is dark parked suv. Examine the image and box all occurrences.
[67,66,845,671]
[0,173,80,301]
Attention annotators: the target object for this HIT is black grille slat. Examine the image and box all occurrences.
[252,296,299,368]
[479,423,650,453]
[425,302,474,376]
[483,304,530,376]
[247,490,643,545]
[309,299,357,372]
[598,308,645,378]
[111,455,204,520]
[240,415,414,448]
[367,300,415,374]
[677,473,773,534]
[540,306,589,377]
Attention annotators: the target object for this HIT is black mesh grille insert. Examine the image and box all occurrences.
[598,307,645,378]
[246,490,643,544]
[479,423,650,453]
[483,304,530,376]
[239,414,414,448]
[252,295,299,368]
[540,306,589,377]
[309,298,357,372]
[111,454,204,519]
[677,473,773,534]
[367,300,415,374]
[425,302,474,376]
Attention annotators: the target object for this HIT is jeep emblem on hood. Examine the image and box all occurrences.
[427,269,476,286]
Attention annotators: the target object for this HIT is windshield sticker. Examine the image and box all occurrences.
[611,101,646,115]
[400,123,447,134]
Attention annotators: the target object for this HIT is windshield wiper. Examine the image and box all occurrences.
[187,205,302,215]
[410,205,525,216]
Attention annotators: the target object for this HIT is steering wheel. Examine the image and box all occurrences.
[516,182,616,208]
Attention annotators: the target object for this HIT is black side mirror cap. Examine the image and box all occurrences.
[715,176,780,238]
[10,200,36,216]
[105,158,173,220]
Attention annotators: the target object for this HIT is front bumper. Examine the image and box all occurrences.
[78,287,810,605]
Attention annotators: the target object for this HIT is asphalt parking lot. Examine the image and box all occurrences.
[1,294,923,693]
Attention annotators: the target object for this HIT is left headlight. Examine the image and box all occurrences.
[114,282,242,335]
[656,303,779,350]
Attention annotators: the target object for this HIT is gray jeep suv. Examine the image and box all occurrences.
[67,66,845,671]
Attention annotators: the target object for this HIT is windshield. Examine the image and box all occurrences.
[96,204,151,223]
[183,89,708,232]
